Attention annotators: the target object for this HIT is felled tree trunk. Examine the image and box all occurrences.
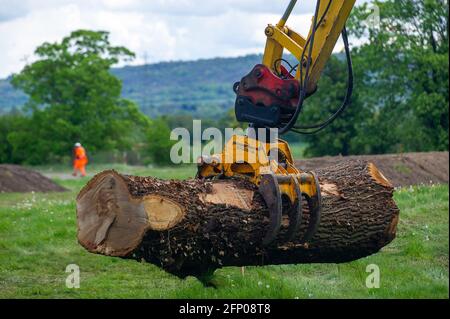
[76,160,399,278]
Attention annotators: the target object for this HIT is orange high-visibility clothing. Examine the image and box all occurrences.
[73,146,88,169]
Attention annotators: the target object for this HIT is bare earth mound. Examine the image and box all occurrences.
[0,164,67,193]
[296,152,449,187]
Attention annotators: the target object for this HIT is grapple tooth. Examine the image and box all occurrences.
[299,171,322,243]
[258,173,282,246]
[285,176,302,242]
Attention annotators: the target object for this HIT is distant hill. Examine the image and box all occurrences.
[0,76,28,113]
[0,54,268,118]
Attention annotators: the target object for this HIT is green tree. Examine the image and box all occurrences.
[0,113,28,163]
[298,56,370,156]
[10,30,149,164]
[348,0,449,152]
[144,117,175,165]
[300,0,448,156]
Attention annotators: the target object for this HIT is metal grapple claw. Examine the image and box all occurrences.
[259,171,322,247]
[285,176,302,242]
[299,172,322,243]
[258,173,282,246]
[196,134,323,247]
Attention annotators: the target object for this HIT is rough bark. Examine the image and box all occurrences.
[76,160,399,277]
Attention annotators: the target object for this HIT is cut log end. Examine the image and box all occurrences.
[143,195,185,230]
[76,170,184,257]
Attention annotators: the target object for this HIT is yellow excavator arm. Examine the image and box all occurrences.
[263,0,356,95]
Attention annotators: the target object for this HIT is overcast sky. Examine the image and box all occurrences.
[0,0,367,78]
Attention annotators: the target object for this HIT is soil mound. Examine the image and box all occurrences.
[0,164,67,193]
[296,152,449,187]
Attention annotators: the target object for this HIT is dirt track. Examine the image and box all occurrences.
[296,152,449,188]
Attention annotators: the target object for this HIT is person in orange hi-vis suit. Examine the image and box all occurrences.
[72,142,88,177]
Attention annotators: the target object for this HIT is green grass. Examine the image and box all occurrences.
[0,165,448,298]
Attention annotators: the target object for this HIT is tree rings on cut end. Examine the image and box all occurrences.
[76,170,188,257]
[77,170,148,257]
[143,195,185,231]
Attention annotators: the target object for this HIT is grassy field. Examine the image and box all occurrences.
[0,164,448,298]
